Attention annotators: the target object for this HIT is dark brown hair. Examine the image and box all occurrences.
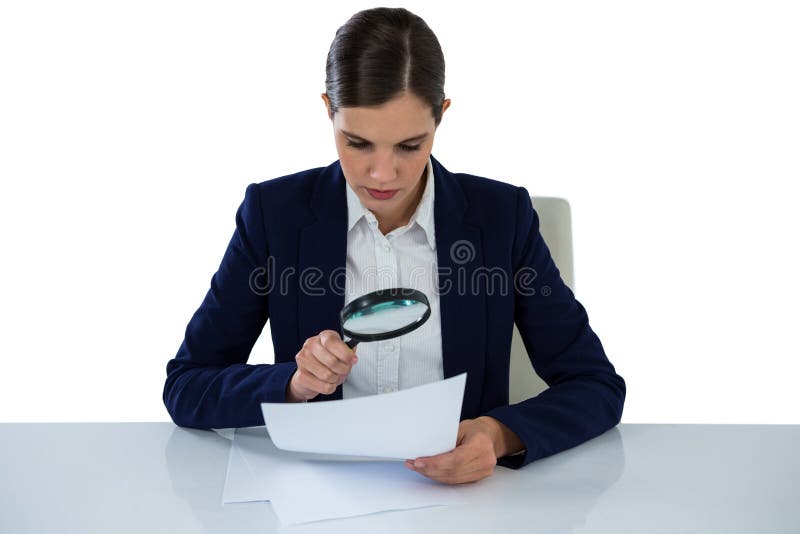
[324,7,446,126]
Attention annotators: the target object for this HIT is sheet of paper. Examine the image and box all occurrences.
[260,372,467,459]
[223,425,466,525]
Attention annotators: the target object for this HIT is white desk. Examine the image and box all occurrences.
[1,423,798,533]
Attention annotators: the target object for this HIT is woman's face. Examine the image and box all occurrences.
[322,90,450,228]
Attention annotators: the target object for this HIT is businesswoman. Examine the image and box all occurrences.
[163,7,626,485]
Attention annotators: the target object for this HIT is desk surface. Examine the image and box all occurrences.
[1,423,798,533]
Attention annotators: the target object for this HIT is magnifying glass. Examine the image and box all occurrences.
[340,288,431,349]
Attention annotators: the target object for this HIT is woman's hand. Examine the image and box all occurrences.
[286,330,358,402]
[404,417,519,484]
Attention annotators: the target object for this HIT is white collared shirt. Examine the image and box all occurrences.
[343,156,444,398]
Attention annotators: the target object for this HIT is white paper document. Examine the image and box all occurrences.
[222,373,469,524]
[224,426,467,524]
[260,372,467,459]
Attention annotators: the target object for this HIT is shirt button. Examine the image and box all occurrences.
[382,386,395,393]
[383,244,391,252]
[385,344,395,352]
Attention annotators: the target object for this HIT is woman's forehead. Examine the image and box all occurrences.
[335,105,434,142]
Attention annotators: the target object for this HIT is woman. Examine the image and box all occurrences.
[163,7,625,485]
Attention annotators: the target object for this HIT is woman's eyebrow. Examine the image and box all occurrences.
[341,130,428,143]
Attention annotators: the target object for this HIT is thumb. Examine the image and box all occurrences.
[456,421,468,446]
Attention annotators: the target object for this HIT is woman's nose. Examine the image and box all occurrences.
[369,153,398,184]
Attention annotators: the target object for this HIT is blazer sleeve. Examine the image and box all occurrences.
[162,183,298,429]
[483,187,626,469]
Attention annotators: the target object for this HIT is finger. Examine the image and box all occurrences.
[413,445,480,475]
[426,466,495,485]
[410,449,493,481]
[295,367,338,395]
[319,330,358,366]
[456,422,468,445]
[298,349,342,385]
[415,435,496,478]
[405,455,492,484]
[417,453,484,480]
[310,345,352,377]
[308,340,351,377]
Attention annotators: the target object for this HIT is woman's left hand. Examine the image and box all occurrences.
[404,417,499,484]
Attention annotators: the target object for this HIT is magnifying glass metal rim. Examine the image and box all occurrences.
[340,287,431,346]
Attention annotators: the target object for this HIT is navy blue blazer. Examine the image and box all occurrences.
[163,154,626,469]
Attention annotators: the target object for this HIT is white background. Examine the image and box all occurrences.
[1,1,798,423]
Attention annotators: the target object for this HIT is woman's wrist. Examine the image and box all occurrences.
[285,372,305,402]
[476,416,525,458]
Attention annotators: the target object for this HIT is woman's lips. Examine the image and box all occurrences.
[366,188,399,200]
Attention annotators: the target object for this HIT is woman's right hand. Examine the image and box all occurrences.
[286,330,358,402]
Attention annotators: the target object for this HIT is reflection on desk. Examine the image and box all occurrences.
[0,423,798,533]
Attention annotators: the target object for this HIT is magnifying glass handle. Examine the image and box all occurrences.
[345,338,359,350]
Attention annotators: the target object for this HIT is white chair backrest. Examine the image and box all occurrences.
[509,196,574,404]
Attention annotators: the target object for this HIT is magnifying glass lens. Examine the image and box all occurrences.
[339,288,431,347]
[344,301,428,335]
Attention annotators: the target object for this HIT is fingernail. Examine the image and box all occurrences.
[414,460,425,468]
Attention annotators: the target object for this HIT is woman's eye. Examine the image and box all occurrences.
[346,141,421,152]
[346,141,370,149]
[399,144,421,152]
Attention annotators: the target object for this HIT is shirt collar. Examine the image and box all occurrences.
[345,156,437,251]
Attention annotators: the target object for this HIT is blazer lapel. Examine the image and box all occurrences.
[430,155,487,419]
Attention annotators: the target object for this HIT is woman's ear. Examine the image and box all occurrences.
[441,98,451,117]
[321,93,333,121]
